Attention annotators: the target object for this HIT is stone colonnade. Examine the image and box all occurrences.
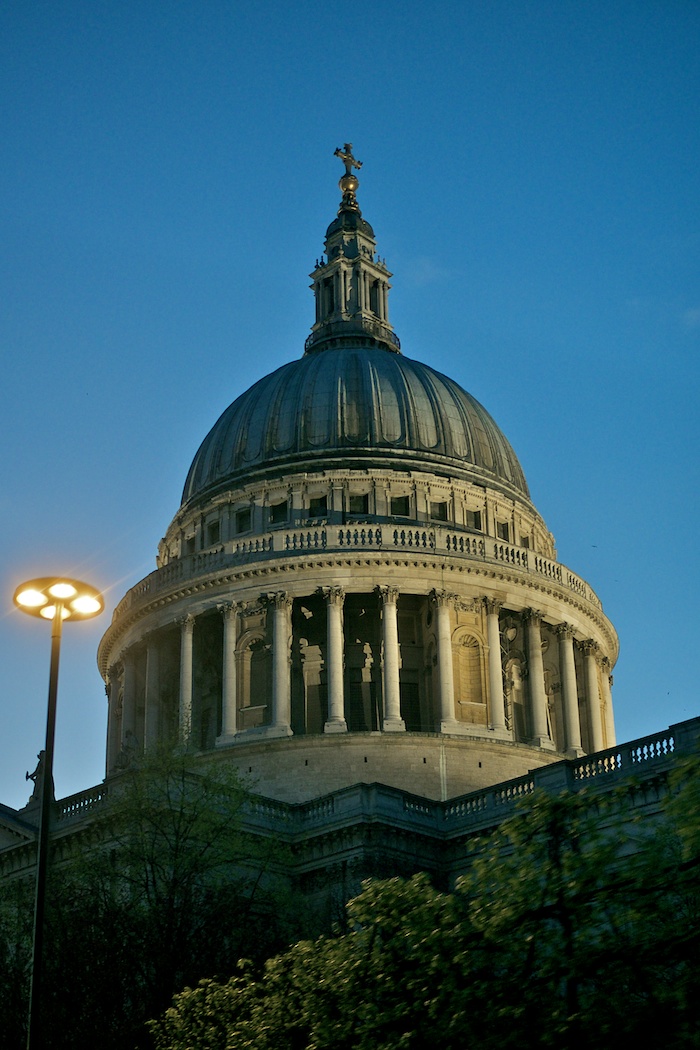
[106,587,612,771]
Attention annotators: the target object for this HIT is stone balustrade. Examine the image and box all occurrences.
[112,523,602,623]
[51,718,699,839]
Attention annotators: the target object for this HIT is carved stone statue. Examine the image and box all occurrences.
[26,750,55,804]
[114,729,139,770]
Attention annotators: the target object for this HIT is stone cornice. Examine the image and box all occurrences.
[98,550,618,676]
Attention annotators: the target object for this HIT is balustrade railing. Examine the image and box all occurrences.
[572,729,675,782]
[113,522,602,621]
[49,720,695,841]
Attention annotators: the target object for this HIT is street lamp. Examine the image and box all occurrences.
[13,577,104,1050]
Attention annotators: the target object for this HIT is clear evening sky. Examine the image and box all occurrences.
[1,2,698,810]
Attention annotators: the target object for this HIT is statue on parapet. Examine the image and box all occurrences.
[114,729,140,771]
[26,750,55,804]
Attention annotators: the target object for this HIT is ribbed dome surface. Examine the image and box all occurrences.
[182,347,530,507]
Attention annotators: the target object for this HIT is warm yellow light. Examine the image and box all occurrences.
[39,604,70,621]
[15,588,49,608]
[48,582,77,599]
[70,595,101,616]
[13,577,104,622]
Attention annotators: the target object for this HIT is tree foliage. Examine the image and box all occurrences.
[150,762,700,1050]
[0,748,298,1050]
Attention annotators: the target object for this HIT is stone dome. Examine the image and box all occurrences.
[181,346,530,509]
[98,149,618,807]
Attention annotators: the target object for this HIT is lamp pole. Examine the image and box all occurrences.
[13,578,104,1050]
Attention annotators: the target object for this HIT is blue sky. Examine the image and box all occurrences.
[1,1,698,810]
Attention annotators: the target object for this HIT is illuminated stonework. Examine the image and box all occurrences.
[97,154,617,803]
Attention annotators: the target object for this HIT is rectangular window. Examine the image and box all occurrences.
[520,535,530,549]
[430,501,448,521]
[466,510,482,531]
[390,495,410,517]
[206,520,220,546]
[269,500,288,525]
[235,508,252,534]
[496,521,510,542]
[185,536,196,555]
[323,277,335,315]
[309,495,328,518]
[348,493,369,514]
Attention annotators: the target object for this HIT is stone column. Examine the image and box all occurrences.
[584,641,605,753]
[217,603,238,744]
[431,590,458,732]
[178,615,195,745]
[602,658,616,748]
[143,636,160,749]
[121,649,138,749]
[557,624,584,756]
[379,586,405,731]
[270,592,293,735]
[322,587,347,733]
[106,665,122,773]
[524,610,553,749]
[484,599,508,734]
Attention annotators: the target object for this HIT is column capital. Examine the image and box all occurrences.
[483,597,503,616]
[556,622,575,641]
[319,586,345,606]
[265,590,293,613]
[177,614,196,631]
[107,661,123,683]
[430,588,457,609]
[217,601,239,621]
[523,608,544,627]
[377,585,400,605]
[583,638,600,658]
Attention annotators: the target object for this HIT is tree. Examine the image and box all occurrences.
[150,763,700,1050]
[1,747,299,1050]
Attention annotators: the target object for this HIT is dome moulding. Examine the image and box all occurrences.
[98,145,618,805]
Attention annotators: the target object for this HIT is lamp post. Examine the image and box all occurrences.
[13,577,104,1050]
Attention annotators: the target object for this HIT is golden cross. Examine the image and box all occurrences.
[334,143,363,175]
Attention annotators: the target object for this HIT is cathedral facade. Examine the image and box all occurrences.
[96,146,617,805]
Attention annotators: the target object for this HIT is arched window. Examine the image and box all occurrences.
[237,635,271,730]
[454,634,486,725]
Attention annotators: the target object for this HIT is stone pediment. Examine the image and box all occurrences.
[0,803,37,851]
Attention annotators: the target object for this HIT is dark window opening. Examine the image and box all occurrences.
[369,280,379,315]
[269,500,288,525]
[520,535,530,549]
[430,501,448,522]
[309,495,328,518]
[497,521,510,542]
[348,493,369,514]
[466,510,482,531]
[206,520,220,546]
[390,495,410,517]
[235,508,252,534]
[324,277,335,315]
[185,536,196,555]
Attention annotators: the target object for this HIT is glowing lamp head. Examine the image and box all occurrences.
[15,588,49,609]
[13,578,104,622]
